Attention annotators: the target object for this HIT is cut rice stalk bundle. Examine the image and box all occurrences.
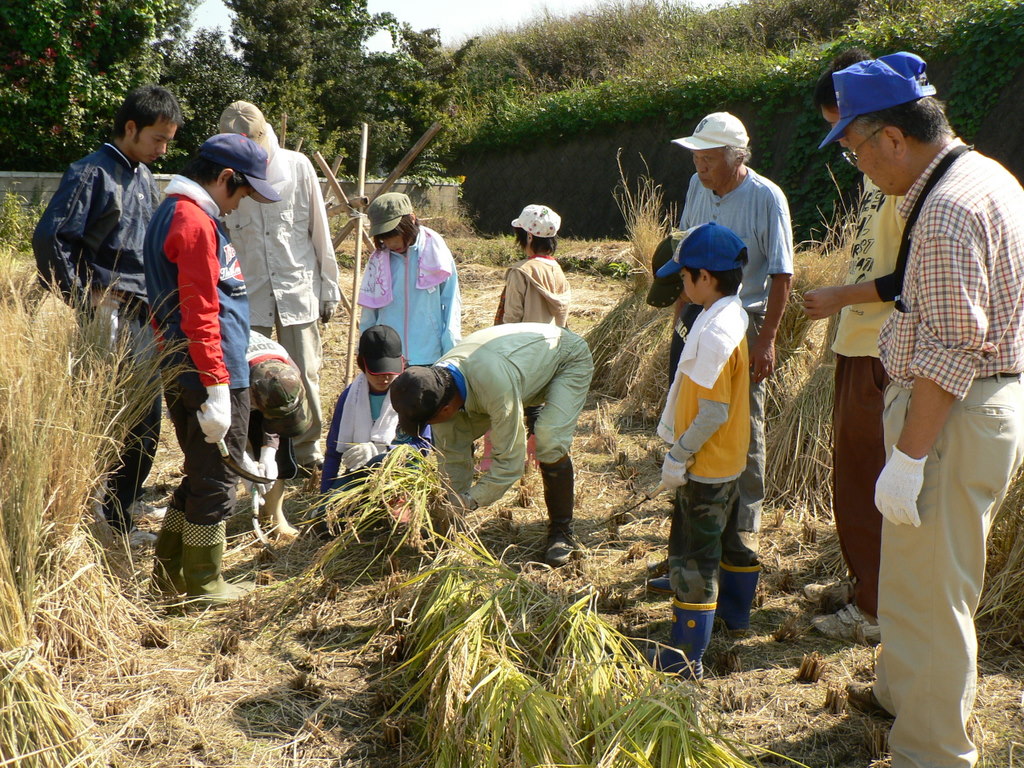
[765,349,835,519]
[774,246,846,368]
[0,647,102,768]
[550,594,651,731]
[586,684,758,768]
[586,292,670,403]
[389,537,756,768]
[313,445,449,581]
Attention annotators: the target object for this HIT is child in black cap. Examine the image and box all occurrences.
[321,325,429,493]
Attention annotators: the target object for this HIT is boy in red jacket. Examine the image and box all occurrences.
[145,134,280,605]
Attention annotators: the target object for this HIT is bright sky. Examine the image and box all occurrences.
[192,0,727,51]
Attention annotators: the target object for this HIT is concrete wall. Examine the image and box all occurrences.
[451,61,1024,239]
[0,172,460,213]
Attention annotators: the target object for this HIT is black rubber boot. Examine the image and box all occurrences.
[540,455,575,567]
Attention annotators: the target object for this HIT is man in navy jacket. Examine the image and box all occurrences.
[33,85,182,544]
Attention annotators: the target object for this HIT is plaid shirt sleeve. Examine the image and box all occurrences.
[906,230,995,399]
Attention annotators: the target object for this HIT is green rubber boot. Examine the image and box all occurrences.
[151,505,186,597]
[181,520,253,606]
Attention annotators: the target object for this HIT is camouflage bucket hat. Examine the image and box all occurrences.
[250,359,311,438]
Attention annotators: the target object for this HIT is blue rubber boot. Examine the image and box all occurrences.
[716,563,760,635]
[648,601,715,679]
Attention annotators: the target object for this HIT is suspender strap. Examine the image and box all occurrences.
[893,144,971,312]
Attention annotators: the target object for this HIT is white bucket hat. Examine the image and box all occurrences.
[672,112,749,150]
[512,204,561,238]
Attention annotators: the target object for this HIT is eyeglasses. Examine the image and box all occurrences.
[841,126,884,166]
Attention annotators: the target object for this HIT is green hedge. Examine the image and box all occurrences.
[449,0,1024,238]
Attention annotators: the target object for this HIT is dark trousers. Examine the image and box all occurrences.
[105,394,162,533]
[165,384,250,526]
[832,354,887,618]
[100,299,161,534]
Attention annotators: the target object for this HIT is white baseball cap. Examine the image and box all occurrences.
[672,112,749,151]
[511,204,561,238]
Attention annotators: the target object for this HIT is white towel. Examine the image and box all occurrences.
[335,373,400,452]
[658,295,748,444]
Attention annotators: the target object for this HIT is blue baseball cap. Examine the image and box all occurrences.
[818,52,937,149]
[198,133,281,203]
[655,223,747,276]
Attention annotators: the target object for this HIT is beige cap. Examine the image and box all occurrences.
[219,101,270,152]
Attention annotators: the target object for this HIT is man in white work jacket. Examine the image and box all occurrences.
[220,101,341,469]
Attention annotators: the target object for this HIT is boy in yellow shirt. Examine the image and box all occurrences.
[649,222,754,678]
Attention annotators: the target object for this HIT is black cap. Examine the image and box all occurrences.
[645,234,685,308]
[389,366,451,437]
[358,325,404,375]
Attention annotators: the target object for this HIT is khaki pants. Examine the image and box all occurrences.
[876,376,1024,768]
[253,317,324,465]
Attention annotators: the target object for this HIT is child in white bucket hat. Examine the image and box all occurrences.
[489,204,573,471]
[495,204,571,327]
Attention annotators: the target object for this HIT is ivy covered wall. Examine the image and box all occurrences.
[450,1,1024,240]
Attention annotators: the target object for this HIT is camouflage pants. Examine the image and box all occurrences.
[668,479,759,604]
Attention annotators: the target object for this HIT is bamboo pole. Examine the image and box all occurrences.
[333,121,442,248]
[312,151,374,253]
[346,123,369,382]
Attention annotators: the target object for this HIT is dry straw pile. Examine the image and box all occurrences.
[587,162,674,413]
[0,255,163,766]
[297,441,758,767]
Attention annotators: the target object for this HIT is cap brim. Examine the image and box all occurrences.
[646,278,684,308]
[672,136,727,151]
[370,215,403,237]
[365,356,404,376]
[818,115,856,149]
[655,258,683,278]
[245,175,282,204]
[264,399,311,438]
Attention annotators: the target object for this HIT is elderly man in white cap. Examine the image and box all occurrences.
[647,112,793,627]
[219,101,340,472]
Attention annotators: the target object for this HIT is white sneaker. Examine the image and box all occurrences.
[127,528,158,547]
[811,604,880,645]
[129,501,167,522]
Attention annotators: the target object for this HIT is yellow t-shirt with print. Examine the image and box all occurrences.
[673,338,750,481]
[832,179,904,358]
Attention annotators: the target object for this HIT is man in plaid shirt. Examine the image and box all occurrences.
[819,54,1024,768]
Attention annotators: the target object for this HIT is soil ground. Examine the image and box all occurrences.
[82,241,1024,768]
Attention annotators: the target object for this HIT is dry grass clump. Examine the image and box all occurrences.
[978,472,1024,644]
[613,153,671,295]
[0,258,165,765]
[763,243,845,517]
[385,537,757,768]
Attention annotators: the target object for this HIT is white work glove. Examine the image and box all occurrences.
[661,453,691,490]
[447,490,479,514]
[342,441,382,470]
[241,451,270,496]
[874,447,925,527]
[259,445,278,483]
[320,299,338,324]
[197,384,231,444]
